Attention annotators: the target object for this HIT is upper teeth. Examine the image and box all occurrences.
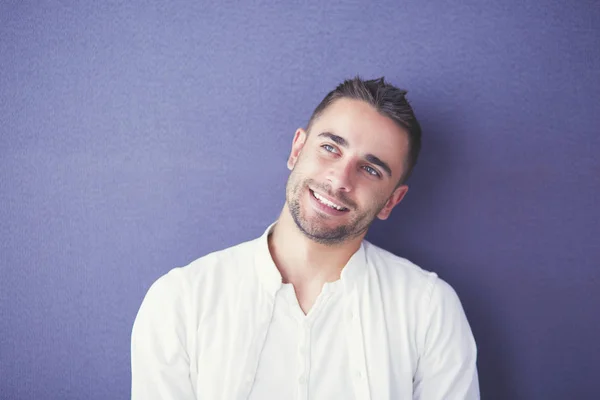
[313,191,346,211]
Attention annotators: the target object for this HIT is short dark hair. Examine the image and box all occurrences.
[306,77,422,184]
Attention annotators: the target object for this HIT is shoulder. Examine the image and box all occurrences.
[363,241,439,294]
[361,240,473,345]
[144,236,260,304]
[173,237,258,281]
[362,241,465,307]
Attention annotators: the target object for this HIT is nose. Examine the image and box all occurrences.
[326,160,354,192]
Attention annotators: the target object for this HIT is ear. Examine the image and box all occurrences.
[376,184,409,220]
[287,128,308,170]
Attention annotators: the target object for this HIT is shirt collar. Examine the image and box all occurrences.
[253,222,368,297]
[339,239,367,292]
[254,222,283,296]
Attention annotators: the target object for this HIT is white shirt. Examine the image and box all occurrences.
[248,279,354,400]
[131,225,479,399]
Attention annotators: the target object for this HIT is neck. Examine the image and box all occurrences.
[268,203,364,287]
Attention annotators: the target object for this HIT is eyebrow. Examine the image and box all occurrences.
[365,154,392,177]
[318,131,348,147]
[317,131,393,178]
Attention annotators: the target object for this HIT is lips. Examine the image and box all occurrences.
[309,189,349,212]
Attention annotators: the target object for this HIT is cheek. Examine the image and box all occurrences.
[296,152,328,176]
[360,187,393,211]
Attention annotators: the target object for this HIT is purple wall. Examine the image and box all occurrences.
[1,1,599,399]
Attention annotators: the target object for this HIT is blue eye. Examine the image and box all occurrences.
[363,166,380,177]
[322,144,337,153]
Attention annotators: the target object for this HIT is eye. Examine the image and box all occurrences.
[321,144,338,154]
[363,165,381,177]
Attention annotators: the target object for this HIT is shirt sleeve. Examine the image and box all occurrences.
[131,270,197,400]
[413,277,480,400]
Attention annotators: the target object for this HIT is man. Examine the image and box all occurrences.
[131,77,479,399]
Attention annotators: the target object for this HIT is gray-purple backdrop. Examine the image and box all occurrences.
[1,1,599,399]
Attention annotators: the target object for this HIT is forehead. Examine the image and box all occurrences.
[310,98,409,175]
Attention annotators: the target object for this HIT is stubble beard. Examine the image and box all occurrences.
[286,175,386,246]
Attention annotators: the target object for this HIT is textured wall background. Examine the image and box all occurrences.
[1,1,599,399]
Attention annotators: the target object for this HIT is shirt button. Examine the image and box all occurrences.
[355,371,363,379]
[299,375,307,384]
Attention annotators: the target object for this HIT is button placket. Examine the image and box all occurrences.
[297,321,311,400]
[345,291,371,400]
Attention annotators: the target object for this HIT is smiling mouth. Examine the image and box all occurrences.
[310,189,349,211]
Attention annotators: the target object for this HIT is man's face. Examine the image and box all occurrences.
[285,98,410,245]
